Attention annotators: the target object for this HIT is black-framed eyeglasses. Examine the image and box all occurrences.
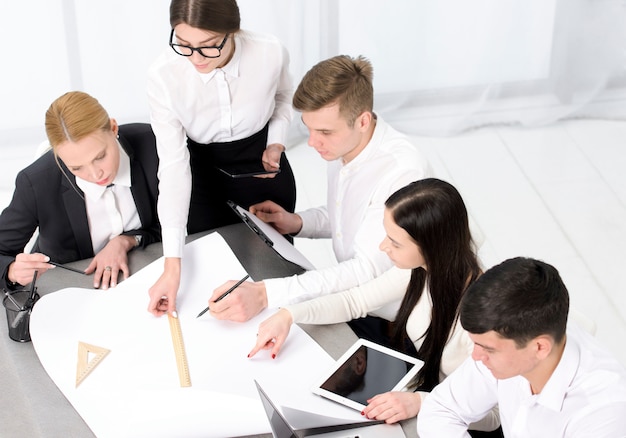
[169,29,229,59]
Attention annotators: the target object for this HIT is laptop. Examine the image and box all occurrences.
[254,380,405,438]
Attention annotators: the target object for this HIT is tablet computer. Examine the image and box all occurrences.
[217,161,280,178]
[311,339,423,412]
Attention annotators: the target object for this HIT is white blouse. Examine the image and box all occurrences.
[147,30,293,258]
[285,266,473,395]
[285,266,501,430]
[76,144,141,253]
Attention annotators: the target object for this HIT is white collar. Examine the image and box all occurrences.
[75,141,131,201]
[198,33,242,84]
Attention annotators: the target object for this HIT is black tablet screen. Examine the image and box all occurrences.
[319,344,415,405]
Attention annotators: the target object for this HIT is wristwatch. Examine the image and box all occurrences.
[134,235,142,247]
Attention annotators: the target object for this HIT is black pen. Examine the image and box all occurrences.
[12,271,38,329]
[49,261,87,275]
[197,274,250,318]
[28,270,38,302]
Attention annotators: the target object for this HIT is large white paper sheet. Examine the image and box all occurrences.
[30,233,360,437]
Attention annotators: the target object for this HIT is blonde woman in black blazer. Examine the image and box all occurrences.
[0,92,160,291]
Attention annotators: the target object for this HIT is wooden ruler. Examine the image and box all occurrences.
[168,313,191,387]
[76,341,110,387]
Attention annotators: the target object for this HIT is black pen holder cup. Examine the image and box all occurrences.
[3,290,40,342]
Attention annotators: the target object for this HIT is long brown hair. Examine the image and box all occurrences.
[386,178,480,391]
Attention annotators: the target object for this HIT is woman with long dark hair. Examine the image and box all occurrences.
[248,178,497,430]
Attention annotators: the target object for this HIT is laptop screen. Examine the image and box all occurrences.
[255,381,298,438]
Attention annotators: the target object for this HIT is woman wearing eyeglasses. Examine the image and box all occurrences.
[146,0,296,317]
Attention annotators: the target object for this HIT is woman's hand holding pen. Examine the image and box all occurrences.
[209,279,267,322]
[248,308,294,359]
[7,253,52,286]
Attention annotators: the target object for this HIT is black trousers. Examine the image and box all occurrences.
[186,124,296,234]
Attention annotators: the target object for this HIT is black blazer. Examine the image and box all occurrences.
[0,123,161,289]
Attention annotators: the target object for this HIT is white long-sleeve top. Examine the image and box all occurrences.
[418,323,626,437]
[265,118,431,311]
[285,266,473,397]
[146,30,293,258]
[76,144,141,253]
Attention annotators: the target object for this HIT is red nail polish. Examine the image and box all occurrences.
[271,353,276,359]
[360,411,365,416]
[247,354,250,358]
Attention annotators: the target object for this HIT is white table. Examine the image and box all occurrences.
[0,224,417,437]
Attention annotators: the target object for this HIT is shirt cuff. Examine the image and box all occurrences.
[294,210,315,237]
[162,227,185,258]
[263,277,289,309]
[283,302,307,324]
[267,119,289,147]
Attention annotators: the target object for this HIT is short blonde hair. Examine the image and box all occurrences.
[45,91,111,149]
[293,55,374,126]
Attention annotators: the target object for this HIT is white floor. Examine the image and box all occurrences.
[1,119,625,367]
[289,118,626,366]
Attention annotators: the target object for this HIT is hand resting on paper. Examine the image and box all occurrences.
[257,143,284,179]
[7,253,54,287]
[84,235,136,289]
[247,308,293,359]
[249,200,302,235]
[209,279,268,322]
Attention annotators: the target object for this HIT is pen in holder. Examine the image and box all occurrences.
[3,271,40,342]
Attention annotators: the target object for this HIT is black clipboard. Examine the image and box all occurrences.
[227,201,316,271]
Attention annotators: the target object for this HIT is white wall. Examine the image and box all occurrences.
[0,0,170,145]
[1,0,623,146]
[336,0,555,93]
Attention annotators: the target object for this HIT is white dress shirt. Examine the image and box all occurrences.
[147,30,293,258]
[76,144,141,254]
[264,118,431,312]
[417,323,626,437]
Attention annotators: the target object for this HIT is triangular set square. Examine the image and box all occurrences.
[76,341,110,387]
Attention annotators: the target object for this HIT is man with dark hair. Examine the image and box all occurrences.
[417,257,626,437]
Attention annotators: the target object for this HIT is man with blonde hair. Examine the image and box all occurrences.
[209,56,431,339]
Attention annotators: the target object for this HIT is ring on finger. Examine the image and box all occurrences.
[105,266,112,272]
